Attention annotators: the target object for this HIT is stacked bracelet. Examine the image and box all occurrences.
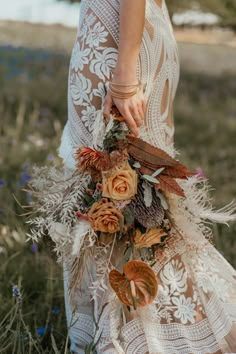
[109,79,143,99]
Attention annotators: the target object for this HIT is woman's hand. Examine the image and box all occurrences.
[103,83,146,137]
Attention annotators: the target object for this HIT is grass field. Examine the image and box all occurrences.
[0,23,236,353]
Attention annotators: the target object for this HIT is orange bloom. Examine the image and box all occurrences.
[75,147,109,172]
[102,161,138,201]
[87,200,124,234]
[134,228,167,249]
[109,260,158,309]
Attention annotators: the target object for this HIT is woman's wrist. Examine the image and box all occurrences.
[112,62,138,84]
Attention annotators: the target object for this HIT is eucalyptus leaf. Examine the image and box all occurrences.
[133,161,141,168]
[123,207,134,227]
[142,181,153,207]
[152,167,165,177]
[155,190,169,210]
[142,175,160,184]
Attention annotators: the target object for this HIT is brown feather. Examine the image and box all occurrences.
[127,135,176,167]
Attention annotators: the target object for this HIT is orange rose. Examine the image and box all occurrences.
[134,228,167,249]
[102,161,138,201]
[88,200,124,234]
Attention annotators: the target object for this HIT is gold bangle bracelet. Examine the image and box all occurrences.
[109,87,140,95]
[109,86,141,99]
[109,79,142,87]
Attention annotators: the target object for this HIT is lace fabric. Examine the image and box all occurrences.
[60,0,236,352]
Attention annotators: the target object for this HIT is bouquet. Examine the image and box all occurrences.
[26,107,195,309]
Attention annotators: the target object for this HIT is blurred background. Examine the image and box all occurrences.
[0,0,236,352]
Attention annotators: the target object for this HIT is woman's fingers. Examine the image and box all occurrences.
[123,109,139,136]
[103,92,113,122]
[142,96,147,116]
[131,105,143,127]
[103,89,146,136]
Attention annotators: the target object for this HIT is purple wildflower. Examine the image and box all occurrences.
[37,326,46,336]
[12,285,22,304]
[0,180,6,187]
[52,306,60,315]
[21,172,32,182]
[31,243,38,253]
[22,162,30,170]
[37,325,51,336]
[47,153,54,161]
[17,172,32,188]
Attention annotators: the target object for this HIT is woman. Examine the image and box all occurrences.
[59,0,236,352]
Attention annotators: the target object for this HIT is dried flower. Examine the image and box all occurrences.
[88,200,124,233]
[75,147,109,173]
[96,183,103,191]
[76,211,89,221]
[109,150,128,168]
[130,184,165,228]
[109,260,158,308]
[102,161,138,201]
[134,228,167,249]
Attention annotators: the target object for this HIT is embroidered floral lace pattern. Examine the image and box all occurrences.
[61,0,236,353]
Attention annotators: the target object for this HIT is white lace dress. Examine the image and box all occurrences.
[59,0,236,353]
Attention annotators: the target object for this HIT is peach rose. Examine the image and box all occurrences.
[102,161,138,201]
[88,200,124,234]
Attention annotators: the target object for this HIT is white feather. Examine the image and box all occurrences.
[72,220,94,256]
[181,176,236,226]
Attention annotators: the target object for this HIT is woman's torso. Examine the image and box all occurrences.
[59,0,180,169]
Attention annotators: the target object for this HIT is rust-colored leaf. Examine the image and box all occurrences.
[127,136,194,181]
[157,174,185,197]
[162,165,194,179]
[109,260,158,308]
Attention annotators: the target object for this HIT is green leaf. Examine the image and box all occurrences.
[155,190,169,210]
[123,207,135,227]
[142,175,160,184]
[133,161,141,168]
[152,167,165,177]
[118,217,124,237]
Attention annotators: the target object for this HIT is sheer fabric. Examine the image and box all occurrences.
[60,0,236,353]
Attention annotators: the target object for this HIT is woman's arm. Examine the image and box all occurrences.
[103,0,146,136]
[114,0,146,82]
